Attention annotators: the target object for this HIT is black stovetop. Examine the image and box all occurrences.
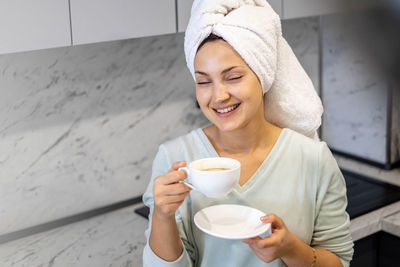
[342,169,400,219]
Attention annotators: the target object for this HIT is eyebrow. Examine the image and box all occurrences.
[195,66,238,76]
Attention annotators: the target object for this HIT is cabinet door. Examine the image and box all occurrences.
[352,233,378,267]
[177,0,282,33]
[379,232,400,267]
[283,0,347,19]
[0,0,71,55]
[70,0,176,45]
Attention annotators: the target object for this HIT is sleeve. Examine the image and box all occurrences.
[142,144,197,267]
[311,142,354,267]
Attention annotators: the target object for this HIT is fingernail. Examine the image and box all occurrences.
[261,215,271,221]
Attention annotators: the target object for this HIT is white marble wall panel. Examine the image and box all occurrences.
[0,18,320,237]
[282,17,320,95]
[321,13,390,164]
[0,33,209,236]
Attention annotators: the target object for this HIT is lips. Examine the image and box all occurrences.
[213,103,240,117]
[215,104,240,114]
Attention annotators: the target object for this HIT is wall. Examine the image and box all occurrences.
[321,10,400,165]
[0,17,320,238]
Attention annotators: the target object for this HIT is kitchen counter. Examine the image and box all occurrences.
[0,156,399,266]
[334,154,400,187]
[336,153,400,241]
[0,203,148,267]
[1,202,399,267]
[382,210,400,237]
[350,201,400,241]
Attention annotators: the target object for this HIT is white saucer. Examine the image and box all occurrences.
[194,204,271,240]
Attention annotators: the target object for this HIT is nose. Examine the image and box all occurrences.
[213,82,230,102]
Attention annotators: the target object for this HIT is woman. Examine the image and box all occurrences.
[143,1,353,266]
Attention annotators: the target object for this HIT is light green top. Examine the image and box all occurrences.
[143,128,354,267]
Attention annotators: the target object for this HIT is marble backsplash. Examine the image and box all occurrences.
[0,18,320,236]
[282,17,320,95]
[321,12,400,166]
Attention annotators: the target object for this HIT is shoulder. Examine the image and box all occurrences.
[155,128,209,164]
[283,128,327,156]
[281,128,335,173]
[150,129,203,176]
[285,129,343,181]
[160,128,203,152]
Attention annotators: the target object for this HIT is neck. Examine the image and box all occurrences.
[206,119,281,155]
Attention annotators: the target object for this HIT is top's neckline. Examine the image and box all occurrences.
[195,127,289,192]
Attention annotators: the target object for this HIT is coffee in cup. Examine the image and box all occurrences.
[197,167,231,172]
[179,157,240,198]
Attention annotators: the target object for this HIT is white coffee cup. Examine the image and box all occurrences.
[179,157,241,198]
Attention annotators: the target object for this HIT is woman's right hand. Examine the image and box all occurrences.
[152,161,192,221]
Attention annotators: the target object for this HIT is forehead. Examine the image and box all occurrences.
[194,40,248,71]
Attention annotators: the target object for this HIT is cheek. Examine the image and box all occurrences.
[245,81,263,103]
[231,85,254,102]
[196,88,211,105]
[233,84,263,110]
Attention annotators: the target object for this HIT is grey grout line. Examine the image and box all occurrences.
[0,196,142,245]
[68,0,73,45]
[175,0,179,33]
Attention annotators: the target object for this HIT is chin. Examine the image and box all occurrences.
[213,121,242,132]
[204,110,246,132]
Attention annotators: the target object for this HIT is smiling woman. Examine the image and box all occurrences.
[194,36,265,134]
[193,37,280,187]
[142,1,353,267]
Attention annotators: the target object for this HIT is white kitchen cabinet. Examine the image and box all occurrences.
[283,0,347,19]
[177,0,350,29]
[0,0,71,55]
[70,0,176,45]
[177,0,282,32]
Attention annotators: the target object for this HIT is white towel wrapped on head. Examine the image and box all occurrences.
[184,0,323,140]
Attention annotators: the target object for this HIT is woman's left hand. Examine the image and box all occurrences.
[241,213,298,263]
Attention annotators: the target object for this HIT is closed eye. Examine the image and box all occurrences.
[228,76,242,81]
[196,81,211,85]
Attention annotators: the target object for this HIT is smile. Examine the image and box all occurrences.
[215,104,240,114]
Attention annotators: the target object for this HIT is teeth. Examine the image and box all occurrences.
[216,104,239,114]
